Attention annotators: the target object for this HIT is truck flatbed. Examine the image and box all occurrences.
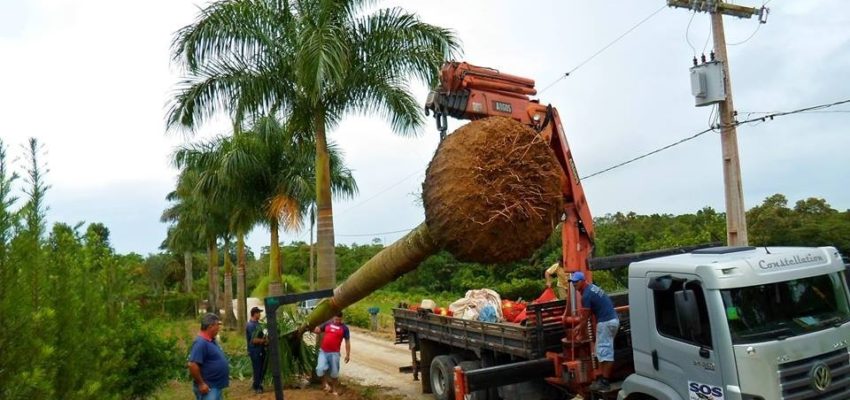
[393,300,568,359]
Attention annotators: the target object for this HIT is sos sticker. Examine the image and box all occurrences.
[688,381,724,400]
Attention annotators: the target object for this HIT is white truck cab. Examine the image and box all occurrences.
[620,246,850,400]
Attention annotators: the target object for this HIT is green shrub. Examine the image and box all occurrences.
[162,292,197,318]
[229,354,253,380]
[494,278,545,301]
[117,309,183,399]
[343,305,371,329]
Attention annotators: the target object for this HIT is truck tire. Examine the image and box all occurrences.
[430,355,458,400]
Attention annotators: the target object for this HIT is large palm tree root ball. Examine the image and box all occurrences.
[301,117,562,331]
[423,116,562,263]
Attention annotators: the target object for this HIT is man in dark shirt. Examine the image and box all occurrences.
[245,307,268,393]
[569,271,619,391]
[188,313,229,400]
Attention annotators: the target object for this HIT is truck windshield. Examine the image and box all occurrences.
[721,272,850,344]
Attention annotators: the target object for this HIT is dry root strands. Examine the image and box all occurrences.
[423,117,562,263]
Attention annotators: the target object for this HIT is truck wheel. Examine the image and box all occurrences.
[430,355,458,400]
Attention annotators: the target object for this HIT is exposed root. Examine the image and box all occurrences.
[423,117,562,263]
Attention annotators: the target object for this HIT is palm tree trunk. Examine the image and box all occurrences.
[309,206,315,290]
[207,239,216,313]
[184,251,193,294]
[268,218,282,296]
[315,112,336,289]
[237,232,247,331]
[279,246,285,292]
[303,222,436,330]
[223,237,236,329]
[213,239,221,314]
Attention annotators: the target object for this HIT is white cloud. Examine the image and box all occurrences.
[1,0,848,254]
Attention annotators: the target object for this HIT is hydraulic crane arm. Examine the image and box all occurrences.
[425,61,595,278]
[428,61,602,399]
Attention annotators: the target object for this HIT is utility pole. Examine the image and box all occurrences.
[668,0,767,246]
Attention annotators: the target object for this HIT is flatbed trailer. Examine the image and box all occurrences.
[394,294,631,399]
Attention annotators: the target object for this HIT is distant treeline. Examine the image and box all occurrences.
[149,193,850,303]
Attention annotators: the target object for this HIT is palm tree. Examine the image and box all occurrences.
[175,116,357,298]
[160,223,199,295]
[173,141,243,325]
[168,0,459,289]
[163,169,229,313]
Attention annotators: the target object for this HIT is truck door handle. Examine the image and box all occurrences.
[652,350,659,370]
[699,347,710,359]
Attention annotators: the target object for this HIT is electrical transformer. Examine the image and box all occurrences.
[690,60,726,107]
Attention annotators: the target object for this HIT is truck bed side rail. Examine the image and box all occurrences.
[393,300,567,359]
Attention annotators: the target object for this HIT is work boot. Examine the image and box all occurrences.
[589,377,610,392]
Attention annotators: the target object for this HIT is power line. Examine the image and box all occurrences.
[733,98,850,126]
[728,22,762,46]
[581,98,850,181]
[539,4,667,94]
[685,10,698,56]
[336,167,424,215]
[739,110,850,115]
[581,127,714,180]
[336,227,414,238]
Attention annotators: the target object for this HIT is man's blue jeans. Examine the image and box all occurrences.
[249,350,267,390]
[192,385,223,400]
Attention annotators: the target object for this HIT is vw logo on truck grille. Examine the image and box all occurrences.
[810,362,832,392]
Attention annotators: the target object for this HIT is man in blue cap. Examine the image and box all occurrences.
[569,271,619,391]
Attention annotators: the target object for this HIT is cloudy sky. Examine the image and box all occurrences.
[1,0,848,255]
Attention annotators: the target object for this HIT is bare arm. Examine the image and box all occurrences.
[187,362,210,394]
[344,338,351,363]
[570,309,592,340]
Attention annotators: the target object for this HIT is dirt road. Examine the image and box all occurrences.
[338,327,430,400]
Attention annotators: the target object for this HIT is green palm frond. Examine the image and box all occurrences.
[267,309,319,386]
[172,0,293,72]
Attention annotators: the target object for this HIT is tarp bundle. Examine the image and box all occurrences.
[449,288,504,322]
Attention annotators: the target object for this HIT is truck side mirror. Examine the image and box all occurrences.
[674,289,702,340]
